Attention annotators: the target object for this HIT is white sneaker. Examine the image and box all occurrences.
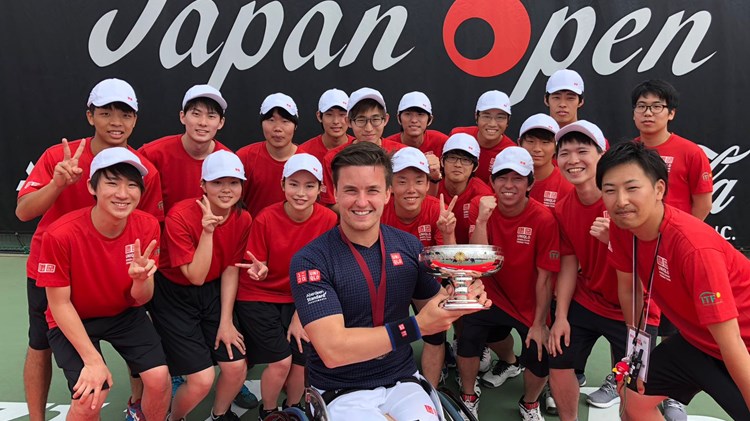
[586,373,620,408]
[663,398,687,421]
[480,359,523,388]
[456,375,482,397]
[543,383,557,415]
[460,393,479,420]
[478,347,492,373]
[519,401,545,421]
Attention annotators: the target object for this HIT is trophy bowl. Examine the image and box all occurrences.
[420,245,503,310]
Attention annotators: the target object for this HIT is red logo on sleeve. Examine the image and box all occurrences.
[399,323,407,337]
[308,269,321,282]
[38,263,56,274]
[296,271,308,284]
[425,405,436,415]
[390,253,404,266]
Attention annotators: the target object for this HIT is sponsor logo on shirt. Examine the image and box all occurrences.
[488,157,496,173]
[543,190,558,208]
[390,252,403,266]
[306,290,327,305]
[656,255,671,281]
[425,405,436,415]
[702,171,711,181]
[517,226,532,245]
[296,270,308,284]
[699,291,722,306]
[38,263,56,274]
[549,250,560,260]
[463,203,470,219]
[661,155,674,172]
[418,225,432,242]
[308,269,321,282]
[125,244,135,264]
[603,210,610,218]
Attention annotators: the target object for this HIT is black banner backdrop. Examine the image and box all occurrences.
[2,1,748,247]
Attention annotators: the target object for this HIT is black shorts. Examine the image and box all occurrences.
[147,272,245,376]
[236,301,306,366]
[657,314,679,337]
[28,278,50,350]
[548,300,658,370]
[47,307,166,395]
[457,305,548,378]
[645,333,750,419]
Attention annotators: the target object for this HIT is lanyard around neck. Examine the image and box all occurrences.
[339,227,388,326]
[631,233,662,333]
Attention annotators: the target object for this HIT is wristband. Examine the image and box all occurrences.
[429,177,441,184]
[385,316,422,350]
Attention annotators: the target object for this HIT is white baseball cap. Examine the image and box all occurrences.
[90,147,148,178]
[260,93,298,117]
[201,150,246,181]
[398,91,432,114]
[87,78,138,112]
[283,153,324,181]
[182,84,227,111]
[546,69,584,95]
[491,146,534,176]
[476,90,511,115]
[392,147,430,174]
[348,87,386,112]
[519,113,560,138]
[443,133,480,159]
[318,89,349,113]
[554,120,607,151]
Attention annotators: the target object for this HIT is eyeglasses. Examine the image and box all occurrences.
[634,103,667,114]
[352,116,385,128]
[477,114,509,123]
[443,155,473,166]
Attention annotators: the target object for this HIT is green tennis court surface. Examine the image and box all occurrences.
[0,255,730,420]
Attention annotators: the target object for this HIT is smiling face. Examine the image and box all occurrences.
[391,167,429,216]
[349,105,388,143]
[545,90,583,127]
[283,170,320,214]
[201,176,242,214]
[318,107,348,140]
[88,169,143,221]
[475,109,509,145]
[335,165,391,239]
[180,102,225,145]
[491,170,530,215]
[601,162,666,237]
[556,137,602,186]
[399,108,431,138]
[87,104,137,148]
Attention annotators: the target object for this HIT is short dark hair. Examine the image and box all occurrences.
[519,128,555,143]
[332,142,393,189]
[557,131,603,154]
[261,106,299,126]
[490,168,534,197]
[89,162,145,193]
[348,99,384,120]
[544,91,584,102]
[630,79,679,110]
[596,141,669,197]
[183,97,225,119]
[87,102,137,115]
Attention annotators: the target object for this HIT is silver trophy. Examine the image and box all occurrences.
[420,245,503,310]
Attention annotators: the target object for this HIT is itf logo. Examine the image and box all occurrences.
[699,291,722,306]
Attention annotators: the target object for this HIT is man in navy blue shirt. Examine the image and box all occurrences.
[290,142,490,420]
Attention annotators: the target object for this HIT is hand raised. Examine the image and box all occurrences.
[129,239,158,282]
[235,251,268,281]
[52,138,86,188]
[197,195,223,234]
[436,194,458,235]
[476,195,497,223]
[590,217,610,244]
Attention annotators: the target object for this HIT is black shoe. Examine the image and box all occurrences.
[211,410,241,421]
[258,406,277,421]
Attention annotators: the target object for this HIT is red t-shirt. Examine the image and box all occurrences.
[298,134,354,165]
[437,178,493,244]
[636,134,713,214]
[238,202,337,303]
[320,139,405,205]
[19,138,164,279]
[450,126,515,186]
[555,194,659,325]
[469,197,561,327]
[529,167,574,209]
[236,142,295,217]
[384,130,449,159]
[381,195,444,248]
[159,198,251,286]
[138,134,231,212]
[37,207,160,329]
[608,205,750,360]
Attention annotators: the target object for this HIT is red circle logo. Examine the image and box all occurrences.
[443,0,531,77]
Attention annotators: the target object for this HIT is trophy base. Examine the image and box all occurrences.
[444,300,488,310]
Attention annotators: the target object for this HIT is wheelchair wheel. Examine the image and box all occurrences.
[283,406,309,421]
[262,411,293,421]
[438,387,478,421]
[304,387,330,421]
[438,390,465,421]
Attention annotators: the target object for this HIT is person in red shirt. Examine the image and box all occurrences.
[298,88,353,166]
[545,69,585,129]
[518,113,573,209]
[546,121,660,420]
[234,153,337,419]
[139,84,232,212]
[450,90,516,186]
[15,78,164,421]
[598,141,750,421]
[149,150,251,421]
[631,79,712,220]
[380,146,458,387]
[385,91,447,185]
[237,93,299,217]
[37,148,169,421]
[320,87,405,209]
[462,146,560,421]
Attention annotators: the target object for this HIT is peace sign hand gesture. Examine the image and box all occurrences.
[197,195,223,234]
[235,251,268,281]
[128,239,158,282]
[436,193,458,236]
[52,138,86,188]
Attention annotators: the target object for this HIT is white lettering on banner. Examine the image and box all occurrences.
[701,145,750,215]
